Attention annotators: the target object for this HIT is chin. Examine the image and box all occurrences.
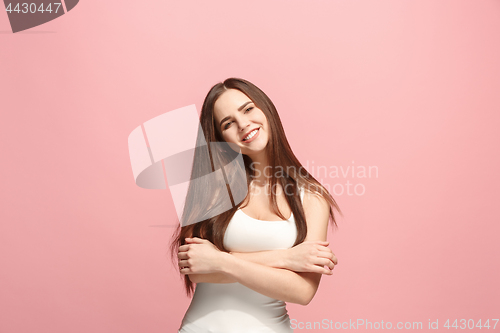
[242,145,267,156]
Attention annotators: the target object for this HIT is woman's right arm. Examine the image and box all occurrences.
[188,250,287,284]
[186,241,337,284]
[188,272,236,283]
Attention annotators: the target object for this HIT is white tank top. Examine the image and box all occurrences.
[178,187,304,333]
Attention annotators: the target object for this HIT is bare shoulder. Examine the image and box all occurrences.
[302,188,330,215]
[301,188,330,242]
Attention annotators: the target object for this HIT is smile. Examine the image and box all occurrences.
[242,128,259,142]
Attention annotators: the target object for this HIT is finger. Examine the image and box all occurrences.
[322,258,335,270]
[316,265,333,275]
[304,263,331,275]
[177,252,189,260]
[315,258,335,270]
[316,263,334,275]
[315,247,334,258]
[180,267,191,275]
[316,251,337,265]
[324,253,338,266]
[178,259,189,267]
[179,244,190,251]
[315,244,332,251]
[185,237,204,243]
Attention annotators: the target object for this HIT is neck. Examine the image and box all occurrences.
[247,150,271,186]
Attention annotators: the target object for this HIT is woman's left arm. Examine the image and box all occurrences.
[238,191,330,305]
[226,191,331,305]
[289,190,332,303]
[179,191,332,305]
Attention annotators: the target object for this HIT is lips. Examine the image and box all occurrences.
[242,128,259,141]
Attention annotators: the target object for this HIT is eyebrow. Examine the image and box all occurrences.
[218,101,253,129]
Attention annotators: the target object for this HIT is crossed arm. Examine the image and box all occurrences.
[186,249,284,284]
[178,192,338,305]
[187,245,333,283]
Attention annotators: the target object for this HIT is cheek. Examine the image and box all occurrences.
[261,117,269,130]
[256,111,268,126]
[222,130,237,143]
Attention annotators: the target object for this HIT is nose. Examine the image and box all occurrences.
[235,115,251,132]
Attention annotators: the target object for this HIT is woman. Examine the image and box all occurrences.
[170,78,342,332]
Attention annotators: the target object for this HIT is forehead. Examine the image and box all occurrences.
[213,89,252,120]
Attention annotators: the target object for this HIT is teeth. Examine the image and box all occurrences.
[244,129,258,141]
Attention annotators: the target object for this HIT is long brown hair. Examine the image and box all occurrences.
[169,77,342,296]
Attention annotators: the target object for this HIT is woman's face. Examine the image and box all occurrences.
[213,89,269,157]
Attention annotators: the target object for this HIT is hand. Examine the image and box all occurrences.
[178,237,228,275]
[284,240,338,275]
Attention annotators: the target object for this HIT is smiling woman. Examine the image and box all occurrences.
[169,77,343,333]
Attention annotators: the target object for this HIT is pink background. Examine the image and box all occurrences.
[1,0,499,332]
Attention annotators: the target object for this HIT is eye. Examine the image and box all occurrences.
[223,107,253,130]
